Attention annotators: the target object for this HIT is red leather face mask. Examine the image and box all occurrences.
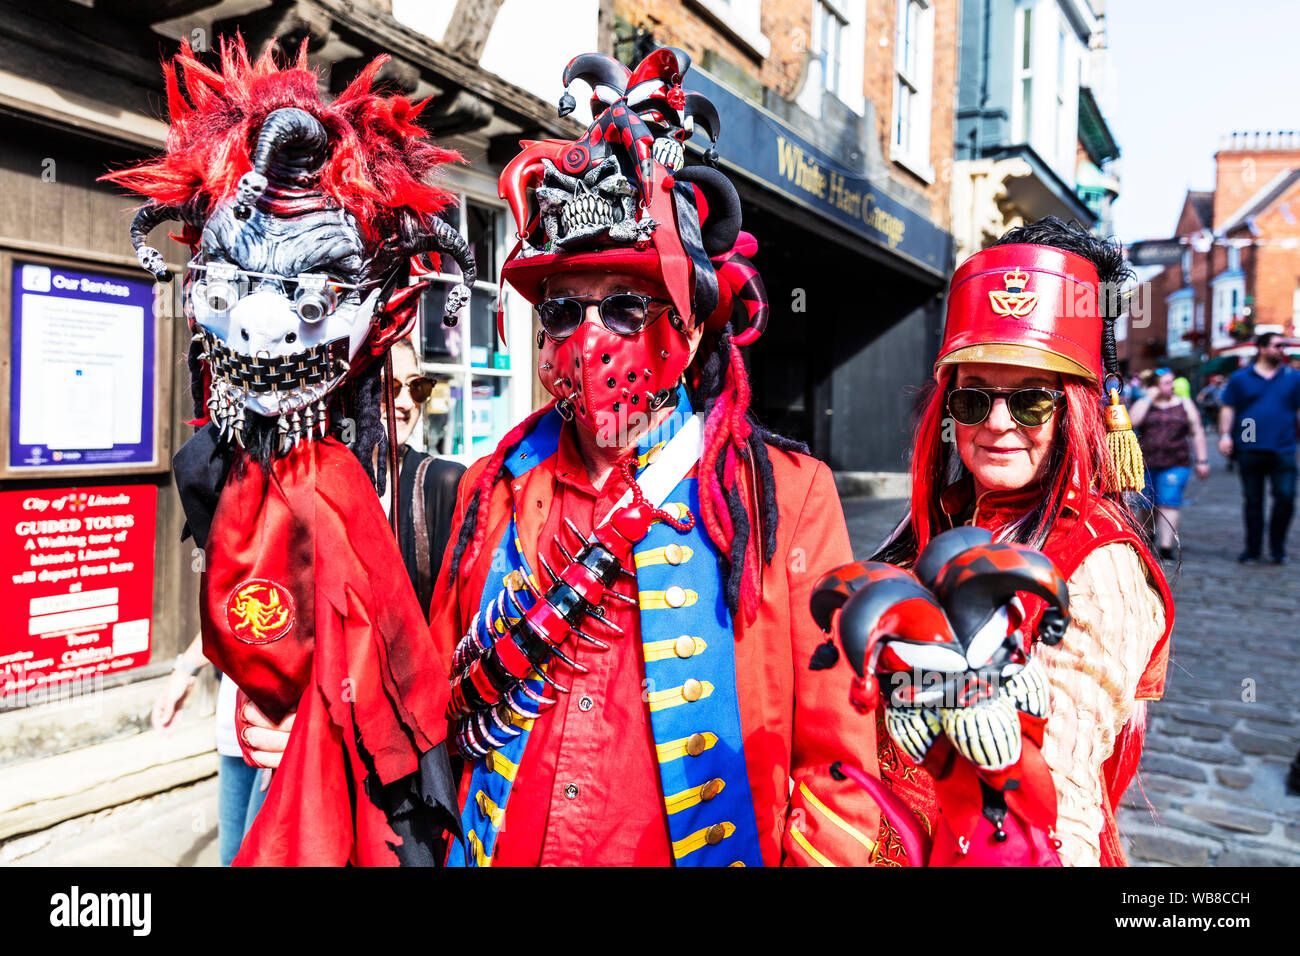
[538,313,692,445]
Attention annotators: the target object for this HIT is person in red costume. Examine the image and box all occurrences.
[105,37,476,865]
[872,217,1173,866]
[418,46,881,867]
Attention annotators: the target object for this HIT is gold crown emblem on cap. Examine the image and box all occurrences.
[988,269,1039,317]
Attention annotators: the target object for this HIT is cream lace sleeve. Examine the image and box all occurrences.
[1035,542,1166,867]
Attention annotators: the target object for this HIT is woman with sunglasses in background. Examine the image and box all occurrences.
[873,218,1173,866]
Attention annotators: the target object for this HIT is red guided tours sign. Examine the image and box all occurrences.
[1,483,157,697]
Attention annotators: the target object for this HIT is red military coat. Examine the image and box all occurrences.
[428,425,883,866]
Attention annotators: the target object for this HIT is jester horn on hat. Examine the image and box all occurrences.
[453,46,778,621]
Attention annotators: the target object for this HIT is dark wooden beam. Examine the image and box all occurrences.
[0,0,171,87]
[213,0,333,58]
[442,0,504,62]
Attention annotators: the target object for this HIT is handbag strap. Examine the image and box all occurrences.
[412,456,433,599]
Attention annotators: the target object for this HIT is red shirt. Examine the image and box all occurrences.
[492,429,674,865]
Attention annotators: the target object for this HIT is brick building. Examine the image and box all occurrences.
[1119,131,1300,378]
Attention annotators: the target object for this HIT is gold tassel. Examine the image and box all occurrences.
[1103,388,1145,493]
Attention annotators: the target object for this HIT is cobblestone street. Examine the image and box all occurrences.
[842,447,1300,867]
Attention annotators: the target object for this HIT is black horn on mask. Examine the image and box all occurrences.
[673,165,740,257]
[931,543,1072,647]
[402,214,479,326]
[130,203,186,280]
[684,92,721,165]
[235,107,330,219]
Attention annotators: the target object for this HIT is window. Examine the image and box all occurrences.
[816,1,847,97]
[1212,267,1247,348]
[892,0,934,178]
[1166,290,1194,358]
[416,197,530,462]
[1014,5,1033,144]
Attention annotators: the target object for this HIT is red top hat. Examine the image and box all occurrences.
[495,48,768,347]
[937,243,1103,383]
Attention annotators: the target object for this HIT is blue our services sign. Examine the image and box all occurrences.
[688,69,952,279]
[7,260,159,473]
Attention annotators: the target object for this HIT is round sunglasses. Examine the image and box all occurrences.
[536,293,675,341]
[392,376,434,404]
[947,386,1065,428]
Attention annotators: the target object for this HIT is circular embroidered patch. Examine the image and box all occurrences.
[226,578,296,645]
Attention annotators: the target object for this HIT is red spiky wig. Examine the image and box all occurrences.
[103,35,460,255]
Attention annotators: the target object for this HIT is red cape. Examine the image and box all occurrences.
[200,437,450,865]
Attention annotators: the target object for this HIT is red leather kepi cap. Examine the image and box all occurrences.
[936,243,1103,383]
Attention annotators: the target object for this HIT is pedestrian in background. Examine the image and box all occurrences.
[1218,332,1300,564]
[376,336,465,613]
[1131,369,1210,561]
[1124,373,1144,405]
[1196,374,1226,434]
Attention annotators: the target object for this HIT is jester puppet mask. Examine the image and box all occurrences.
[105,38,474,865]
[811,527,1071,866]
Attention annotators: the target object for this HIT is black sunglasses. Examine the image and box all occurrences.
[536,293,675,341]
[947,386,1065,428]
[392,376,434,404]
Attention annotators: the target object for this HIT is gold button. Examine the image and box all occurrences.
[685,732,708,757]
[505,570,525,590]
[645,445,663,464]
[705,823,727,846]
[682,678,704,702]
[665,543,684,565]
[665,585,687,608]
[701,778,724,801]
[485,752,496,773]
[674,635,697,658]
